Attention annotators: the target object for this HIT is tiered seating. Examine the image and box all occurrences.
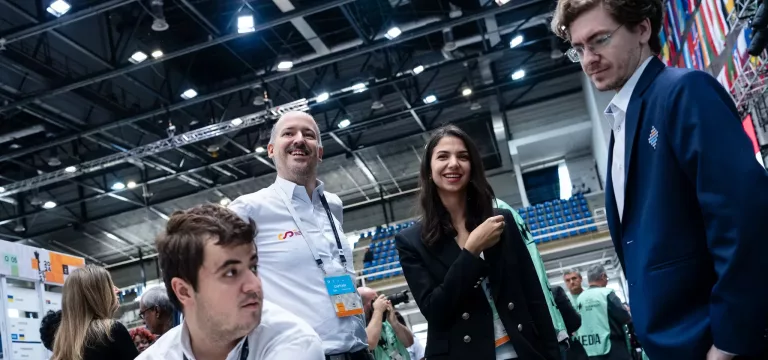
[517,193,599,243]
[358,221,415,283]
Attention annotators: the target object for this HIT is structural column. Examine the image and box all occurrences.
[581,73,614,186]
[510,145,530,207]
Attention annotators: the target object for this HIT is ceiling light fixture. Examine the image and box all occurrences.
[42,201,57,209]
[181,88,198,100]
[385,27,402,40]
[219,198,231,206]
[255,146,265,154]
[511,69,526,80]
[316,92,330,103]
[127,181,137,189]
[64,166,77,173]
[509,35,524,48]
[46,0,71,17]
[129,51,148,64]
[338,119,351,129]
[151,50,164,58]
[412,65,425,75]
[462,88,472,96]
[231,118,243,126]
[0,187,5,194]
[111,182,126,190]
[351,83,367,93]
[277,60,294,71]
[237,10,255,34]
[423,95,437,104]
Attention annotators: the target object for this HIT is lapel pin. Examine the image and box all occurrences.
[649,126,659,149]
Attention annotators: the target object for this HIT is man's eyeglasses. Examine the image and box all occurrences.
[138,306,155,319]
[566,24,624,63]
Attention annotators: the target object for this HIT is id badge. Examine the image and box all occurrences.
[324,274,364,317]
[493,320,511,347]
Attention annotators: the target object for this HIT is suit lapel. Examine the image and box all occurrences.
[427,236,462,270]
[622,58,666,198]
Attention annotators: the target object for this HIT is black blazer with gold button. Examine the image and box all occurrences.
[395,208,560,360]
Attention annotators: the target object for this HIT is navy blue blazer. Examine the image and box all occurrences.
[605,57,768,359]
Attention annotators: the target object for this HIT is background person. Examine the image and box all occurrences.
[130,327,156,353]
[551,0,768,358]
[358,287,413,359]
[138,286,174,337]
[139,204,323,360]
[51,265,139,360]
[394,312,425,360]
[396,125,559,360]
[574,265,631,360]
[40,309,61,352]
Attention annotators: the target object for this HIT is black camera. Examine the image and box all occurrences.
[387,290,410,306]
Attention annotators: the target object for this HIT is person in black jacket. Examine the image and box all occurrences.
[395,125,560,360]
[50,265,139,360]
[551,286,588,360]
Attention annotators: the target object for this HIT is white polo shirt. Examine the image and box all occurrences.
[229,176,368,354]
[136,300,324,360]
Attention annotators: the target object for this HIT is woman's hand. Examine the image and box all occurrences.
[465,215,505,256]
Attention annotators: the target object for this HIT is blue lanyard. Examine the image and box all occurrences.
[183,339,249,360]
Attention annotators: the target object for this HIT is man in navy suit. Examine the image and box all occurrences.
[550,0,768,359]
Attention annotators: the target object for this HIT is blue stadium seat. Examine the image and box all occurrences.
[554,204,562,211]
[539,222,546,228]
[564,209,571,215]
[580,198,587,205]
[530,223,538,230]
[567,223,576,229]
[586,218,595,224]
[566,215,573,222]
[372,260,379,266]
[575,213,583,220]
[582,205,589,212]
[388,250,395,257]
[589,226,598,232]
[557,217,564,224]
[544,201,552,207]
[540,228,548,235]
[584,211,592,218]
[550,233,559,240]
[520,212,527,219]
[363,262,371,268]
[373,254,379,260]
[545,207,553,214]
[546,214,553,220]
[548,220,555,227]
[559,225,567,231]
[532,231,540,237]
[537,216,544,222]
[570,230,578,236]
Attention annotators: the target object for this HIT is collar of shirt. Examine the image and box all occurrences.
[603,56,654,130]
[275,175,325,204]
[179,322,247,360]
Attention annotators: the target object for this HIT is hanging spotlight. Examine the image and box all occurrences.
[385,27,402,40]
[511,69,525,80]
[112,182,126,190]
[231,118,244,126]
[412,65,425,75]
[237,9,256,34]
[509,35,524,48]
[255,146,265,154]
[151,50,164,58]
[127,181,137,189]
[46,0,71,17]
[181,88,198,100]
[42,201,57,209]
[64,166,77,173]
[0,187,5,194]
[316,92,330,103]
[461,88,472,96]
[150,0,169,31]
[277,60,294,71]
[338,119,351,129]
[423,94,437,104]
[129,51,148,64]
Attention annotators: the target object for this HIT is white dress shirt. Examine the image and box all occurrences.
[604,56,654,222]
[407,335,425,360]
[229,176,368,354]
[136,300,324,360]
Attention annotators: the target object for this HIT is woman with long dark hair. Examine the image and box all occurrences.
[395,125,559,360]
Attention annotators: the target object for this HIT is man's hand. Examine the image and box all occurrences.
[372,295,389,315]
[707,345,735,360]
[386,302,397,323]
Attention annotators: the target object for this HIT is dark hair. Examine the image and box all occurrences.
[40,309,62,351]
[155,204,257,310]
[550,0,664,55]
[418,125,494,246]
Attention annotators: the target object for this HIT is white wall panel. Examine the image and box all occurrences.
[506,90,589,140]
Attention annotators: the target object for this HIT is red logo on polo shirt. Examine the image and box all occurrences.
[277,230,302,240]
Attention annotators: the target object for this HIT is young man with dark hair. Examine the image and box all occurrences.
[551,0,768,358]
[138,204,323,360]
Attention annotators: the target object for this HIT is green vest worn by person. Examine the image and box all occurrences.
[575,287,615,357]
[493,198,568,342]
[373,321,411,360]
